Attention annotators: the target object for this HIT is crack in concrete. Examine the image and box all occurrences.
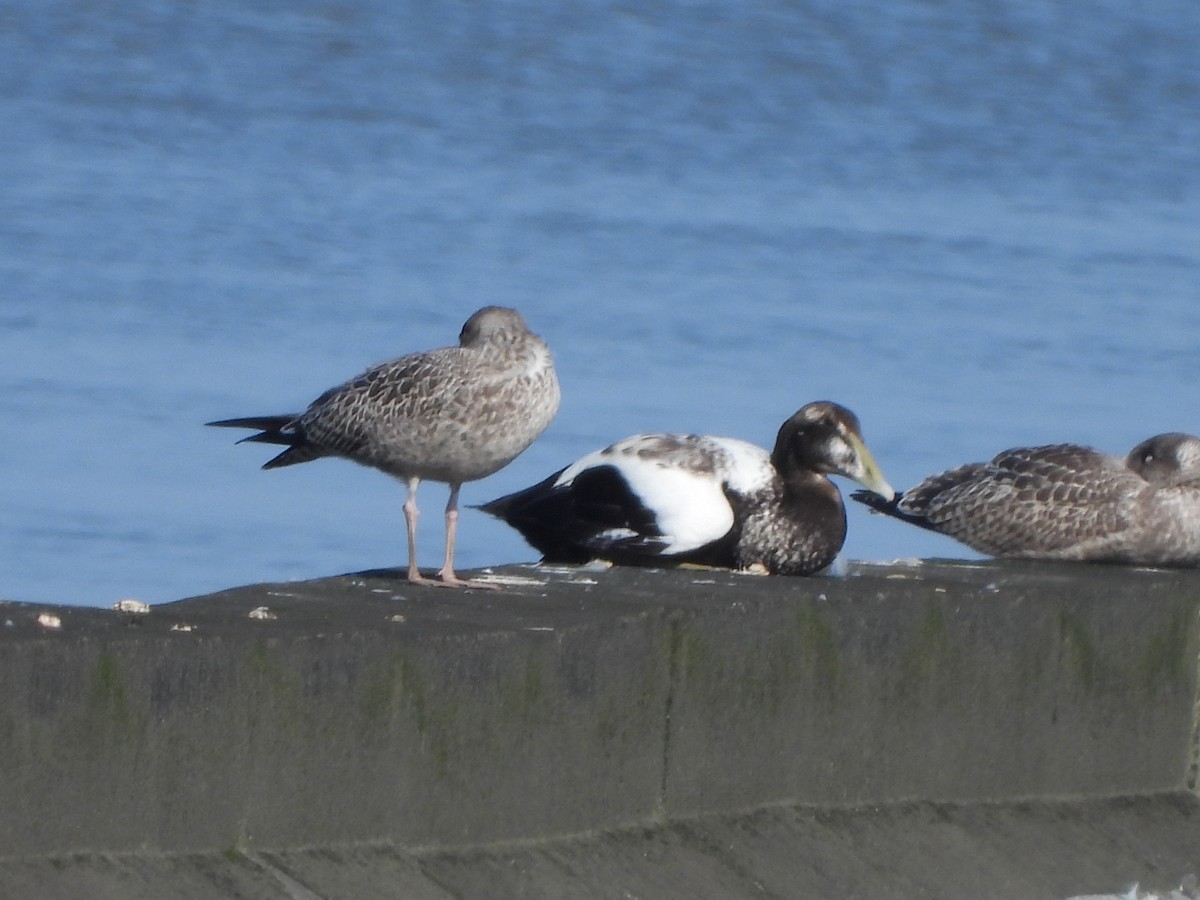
[658,614,684,820]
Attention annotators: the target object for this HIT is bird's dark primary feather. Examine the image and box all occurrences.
[206,415,321,468]
[850,489,941,532]
[477,468,593,562]
[206,415,298,434]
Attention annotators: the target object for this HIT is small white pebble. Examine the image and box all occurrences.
[387,614,406,624]
[170,623,196,633]
[247,606,277,620]
[112,599,151,614]
[37,613,62,630]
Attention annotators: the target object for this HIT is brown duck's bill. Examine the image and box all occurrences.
[845,433,896,501]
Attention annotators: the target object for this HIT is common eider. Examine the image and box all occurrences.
[208,306,561,588]
[479,401,894,575]
[852,432,1200,566]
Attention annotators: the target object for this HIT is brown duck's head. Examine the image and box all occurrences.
[773,401,895,500]
[1126,432,1200,486]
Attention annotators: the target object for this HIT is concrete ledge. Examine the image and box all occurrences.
[2,560,1199,896]
[2,794,1199,899]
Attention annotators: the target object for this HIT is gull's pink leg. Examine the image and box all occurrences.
[403,480,427,585]
[437,483,499,590]
[402,476,441,586]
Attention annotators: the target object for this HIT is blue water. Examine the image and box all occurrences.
[2,0,1198,606]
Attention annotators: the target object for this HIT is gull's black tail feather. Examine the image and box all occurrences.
[206,414,323,469]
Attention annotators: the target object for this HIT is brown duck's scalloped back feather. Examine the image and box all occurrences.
[905,445,1136,556]
[855,434,1200,566]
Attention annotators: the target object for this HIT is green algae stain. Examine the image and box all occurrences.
[667,612,841,715]
[795,605,840,703]
[500,651,547,724]
[897,604,961,699]
[400,658,430,735]
[0,709,14,753]
[358,665,395,722]
[358,653,428,733]
[221,846,245,865]
[1058,612,1098,692]
[675,627,714,686]
[356,652,463,778]
[735,630,801,715]
[1136,608,1195,696]
[595,700,620,743]
[245,638,297,696]
[660,622,716,698]
[89,652,132,729]
[597,658,666,746]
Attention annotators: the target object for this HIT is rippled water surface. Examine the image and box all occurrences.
[2,0,1198,605]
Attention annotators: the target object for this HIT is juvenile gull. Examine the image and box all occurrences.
[208,306,561,588]
[479,401,894,576]
[852,433,1200,566]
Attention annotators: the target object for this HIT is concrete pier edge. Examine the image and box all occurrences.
[2,559,1199,898]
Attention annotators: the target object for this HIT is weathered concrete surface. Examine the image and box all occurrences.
[1,794,1198,899]
[1,560,1199,898]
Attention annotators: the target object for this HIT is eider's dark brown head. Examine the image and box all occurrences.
[773,401,895,499]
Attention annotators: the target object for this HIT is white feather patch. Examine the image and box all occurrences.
[612,460,734,553]
[556,434,773,555]
[706,437,775,495]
